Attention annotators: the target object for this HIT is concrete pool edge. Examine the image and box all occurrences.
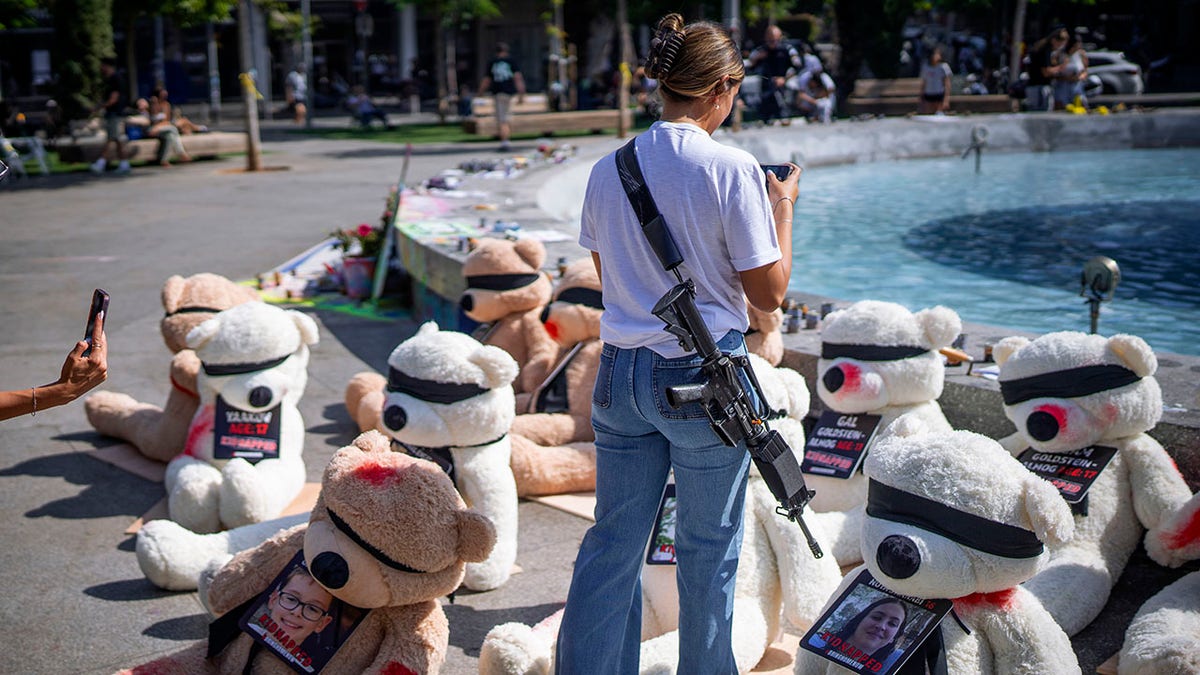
[397,109,1200,484]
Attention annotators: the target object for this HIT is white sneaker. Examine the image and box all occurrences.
[116,160,131,174]
[89,158,107,174]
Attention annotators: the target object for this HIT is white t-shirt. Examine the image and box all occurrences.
[920,61,953,96]
[579,121,781,358]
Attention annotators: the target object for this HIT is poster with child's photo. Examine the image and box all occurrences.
[645,482,677,565]
[238,551,369,674]
[800,569,952,674]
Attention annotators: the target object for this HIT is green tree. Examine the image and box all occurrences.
[832,0,916,109]
[0,0,38,30]
[52,0,115,121]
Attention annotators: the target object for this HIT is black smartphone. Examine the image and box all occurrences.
[83,288,109,357]
[761,163,793,185]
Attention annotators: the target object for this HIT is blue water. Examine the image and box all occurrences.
[791,148,1200,356]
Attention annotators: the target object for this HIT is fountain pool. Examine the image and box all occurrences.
[792,147,1200,356]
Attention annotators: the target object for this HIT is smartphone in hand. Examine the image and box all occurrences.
[83,289,109,357]
[761,164,793,186]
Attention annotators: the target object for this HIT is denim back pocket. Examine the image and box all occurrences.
[651,355,709,420]
[592,343,617,409]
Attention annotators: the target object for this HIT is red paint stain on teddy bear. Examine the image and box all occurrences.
[544,319,560,341]
[183,405,215,457]
[1166,506,1200,550]
[381,662,418,675]
[954,587,1018,611]
[354,460,407,486]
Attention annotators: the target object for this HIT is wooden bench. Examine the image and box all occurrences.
[55,130,249,164]
[463,108,630,137]
[845,78,1012,116]
[470,93,550,117]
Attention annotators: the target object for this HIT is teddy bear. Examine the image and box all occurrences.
[373,321,520,591]
[794,416,1080,675]
[992,330,1193,636]
[745,304,785,366]
[1118,491,1200,675]
[479,353,844,675]
[118,430,497,675]
[803,300,960,567]
[85,273,259,463]
[460,237,561,395]
[165,301,319,534]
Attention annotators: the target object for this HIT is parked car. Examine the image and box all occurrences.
[1085,51,1145,95]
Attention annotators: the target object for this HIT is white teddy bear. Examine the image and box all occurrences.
[164,302,318,534]
[795,416,1080,675]
[378,321,520,592]
[993,331,1193,636]
[806,300,960,566]
[479,354,844,675]
[1118,491,1200,675]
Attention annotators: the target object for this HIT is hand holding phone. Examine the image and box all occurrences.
[761,164,793,186]
[83,289,109,357]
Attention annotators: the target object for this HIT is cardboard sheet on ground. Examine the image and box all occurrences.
[89,443,168,483]
[125,482,322,535]
[527,492,597,521]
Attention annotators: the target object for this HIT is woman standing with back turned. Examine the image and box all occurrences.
[554,12,800,674]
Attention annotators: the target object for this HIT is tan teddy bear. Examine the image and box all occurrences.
[745,304,784,366]
[460,237,561,394]
[85,273,259,463]
[118,431,496,675]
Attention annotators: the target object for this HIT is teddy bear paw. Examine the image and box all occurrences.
[167,463,223,534]
[137,519,226,590]
[218,459,277,529]
[479,622,553,675]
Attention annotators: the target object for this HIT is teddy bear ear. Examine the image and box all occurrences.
[351,430,389,454]
[288,310,320,347]
[992,336,1029,367]
[455,509,498,563]
[513,238,547,270]
[469,345,519,389]
[416,321,440,338]
[186,315,222,350]
[161,275,186,314]
[915,306,962,349]
[1022,474,1075,548]
[1107,334,1157,378]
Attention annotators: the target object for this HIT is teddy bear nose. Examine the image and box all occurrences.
[248,386,273,408]
[310,551,350,589]
[383,405,408,431]
[1026,410,1060,442]
[460,294,475,312]
[539,305,551,323]
[876,535,921,579]
[822,367,845,393]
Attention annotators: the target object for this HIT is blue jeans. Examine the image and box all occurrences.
[555,331,752,674]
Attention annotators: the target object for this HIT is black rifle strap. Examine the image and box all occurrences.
[616,138,660,228]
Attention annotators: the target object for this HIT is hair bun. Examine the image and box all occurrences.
[645,14,686,80]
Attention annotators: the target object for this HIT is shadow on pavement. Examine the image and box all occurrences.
[0,451,160,519]
[85,577,181,602]
[445,601,562,657]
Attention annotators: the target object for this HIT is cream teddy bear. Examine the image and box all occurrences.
[993,331,1193,636]
[85,273,259,462]
[795,417,1079,675]
[460,237,561,395]
[479,354,843,675]
[165,302,318,534]
[1119,491,1200,674]
[376,321,520,591]
[805,300,960,567]
[119,431,496,675]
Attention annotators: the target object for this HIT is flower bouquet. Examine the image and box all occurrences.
[330,223,384,298]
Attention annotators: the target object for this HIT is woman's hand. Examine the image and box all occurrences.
[766,161,801,205]
[53,312,108,404]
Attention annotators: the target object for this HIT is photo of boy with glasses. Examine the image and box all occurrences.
[242,557,336,673]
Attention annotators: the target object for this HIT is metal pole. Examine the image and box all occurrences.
[301,0,313,128]
[1010,0,1027,92]
[154,15,166,87]
[616,0,630,138]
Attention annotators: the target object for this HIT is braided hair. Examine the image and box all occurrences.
[645,13,744,103]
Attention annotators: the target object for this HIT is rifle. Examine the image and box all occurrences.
[617,140,823,558]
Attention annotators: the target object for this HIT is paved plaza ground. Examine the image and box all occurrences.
[0,113,1195,674]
